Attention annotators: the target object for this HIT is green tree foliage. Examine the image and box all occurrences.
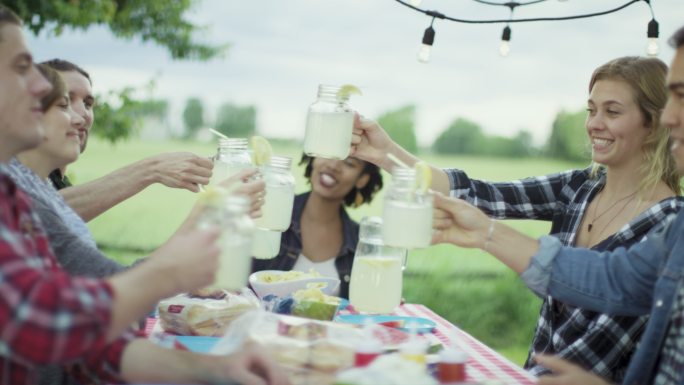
[377,105,418,153]
[5,0,226,60]
[433,118,485,155]
[182,97,204,139]
[433,118,537,157]
[545,109,589,162]
[215,103,256,138]
[94,87,167,143]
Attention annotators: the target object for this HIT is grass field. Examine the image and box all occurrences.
[72,138,583,365]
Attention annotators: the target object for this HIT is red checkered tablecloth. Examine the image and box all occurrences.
[147,303,535,385]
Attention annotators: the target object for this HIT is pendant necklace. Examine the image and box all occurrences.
[587,188,639,233]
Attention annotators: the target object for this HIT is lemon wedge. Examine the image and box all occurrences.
[414,161,432,193]
[250,135,273,166]
[336,84,362,101]
[197,185,227,206]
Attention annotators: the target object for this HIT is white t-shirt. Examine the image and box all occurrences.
[292,254,340,296]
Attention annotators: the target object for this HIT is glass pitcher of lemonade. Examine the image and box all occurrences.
[211,138,253,186]
[253,156,295,231]
[382,167,434,249]
[198,193,255,290]
[304,84,354,160]
[349,216,405,314]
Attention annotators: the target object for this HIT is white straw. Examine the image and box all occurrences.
[386,152,410,169]
[209,128,229,139]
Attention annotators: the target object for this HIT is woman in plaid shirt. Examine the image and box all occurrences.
[350,57,683,382]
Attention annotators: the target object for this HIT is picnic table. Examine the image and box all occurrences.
[144,303,535,385]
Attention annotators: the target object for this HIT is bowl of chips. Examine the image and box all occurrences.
[249,270,340,299]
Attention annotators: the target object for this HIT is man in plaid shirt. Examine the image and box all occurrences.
[0,7,288,385]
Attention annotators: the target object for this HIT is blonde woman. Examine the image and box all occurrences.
[351,56,683,382]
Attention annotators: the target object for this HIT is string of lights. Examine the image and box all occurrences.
[399,0,659,62]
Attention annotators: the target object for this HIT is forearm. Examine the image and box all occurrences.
[60,157,157,222]
[383,141,451,194]
[120,339,200,384]
[106,260,177,340]
[482,220,540,273]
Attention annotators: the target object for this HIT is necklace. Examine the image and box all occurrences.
[587,188,639,233]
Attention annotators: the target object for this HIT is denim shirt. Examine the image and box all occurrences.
[251,192,359,299]
[522,211,684,385]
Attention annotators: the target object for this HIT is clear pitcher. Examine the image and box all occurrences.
[349,216,406,314]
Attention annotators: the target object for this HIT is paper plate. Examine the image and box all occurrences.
[174,336,219,353]
[335,314,436,333]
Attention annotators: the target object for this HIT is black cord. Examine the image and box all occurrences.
[395,0,643,24]
[471,0,549,7]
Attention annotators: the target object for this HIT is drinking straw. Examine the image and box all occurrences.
[386,153,410,169]
[209,128,229,139]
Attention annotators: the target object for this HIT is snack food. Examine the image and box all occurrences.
[158,291,259,336]
[257,269,321,283]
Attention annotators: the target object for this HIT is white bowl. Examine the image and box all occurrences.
[249,270,340,299]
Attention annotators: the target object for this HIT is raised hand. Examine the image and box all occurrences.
[432,192,491,248]
[350,113,394,167]
[217,168,266,218]
[150,152,214,192]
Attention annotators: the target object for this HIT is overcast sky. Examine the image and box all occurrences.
[26,0,684,146]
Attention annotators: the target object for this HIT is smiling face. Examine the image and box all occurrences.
[58,70,94,153]
[0,24,51,162]
[586,79,650,170]
[310,157,370,202]
[664,47,684,172]
[37,95,84,169]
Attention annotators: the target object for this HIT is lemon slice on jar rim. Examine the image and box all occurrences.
[250,135,273,166]
[197,185,227,206]
[414,161,432,193]
[336,84,362,101]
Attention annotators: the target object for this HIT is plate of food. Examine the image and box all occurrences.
[249,269,340,299]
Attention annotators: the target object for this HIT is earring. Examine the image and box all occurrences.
[354,190,364,207]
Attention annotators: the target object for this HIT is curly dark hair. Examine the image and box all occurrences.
[300,154,383,207]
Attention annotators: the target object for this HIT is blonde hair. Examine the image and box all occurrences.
[588,56,681,195]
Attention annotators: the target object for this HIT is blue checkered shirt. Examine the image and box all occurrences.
[446,166,684,382]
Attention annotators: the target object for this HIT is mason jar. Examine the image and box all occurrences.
[382,167,434,249]
[304,84,354,160]
[211,138,253,186]
[349,216,405,314]
[198,194,255,290]
[253,156,295,231]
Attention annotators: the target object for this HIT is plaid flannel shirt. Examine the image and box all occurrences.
[446,166,684,382]
[0,166,134,385]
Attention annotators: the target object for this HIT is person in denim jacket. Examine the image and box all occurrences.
[252,155,383,299]
[430,26,684,385]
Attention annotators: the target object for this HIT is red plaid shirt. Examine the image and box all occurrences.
[0,168,133,385]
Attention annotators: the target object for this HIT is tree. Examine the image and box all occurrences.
[5,0,227,60]
[182,98,204,139]
[215,103,256,138]
[545,109,589,162]
[94,87,168,143]
[432,118,485,155]
[377,105,418,153]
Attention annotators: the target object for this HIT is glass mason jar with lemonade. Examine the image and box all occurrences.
[253,155,296,232]
[210,137,253,186]
[304,84,361,160]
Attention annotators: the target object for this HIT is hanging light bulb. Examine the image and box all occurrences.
[410,0,423,6]
[417,25,435,63]
[646,18,659,56]
[499,26,511,57]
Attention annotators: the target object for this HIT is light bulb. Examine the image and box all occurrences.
[499,41,511,57]
[410,0,423,6]
[646,38,659,56]
[499,26,511,57]
[417,44,432,63]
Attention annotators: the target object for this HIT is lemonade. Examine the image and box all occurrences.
[251,228,282,259]
[304,111,354,160]
[213,238,253,290]
[382,200,433,249]
[210,162,249,187]
[254,183,295,231]
[349,256,403,314]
